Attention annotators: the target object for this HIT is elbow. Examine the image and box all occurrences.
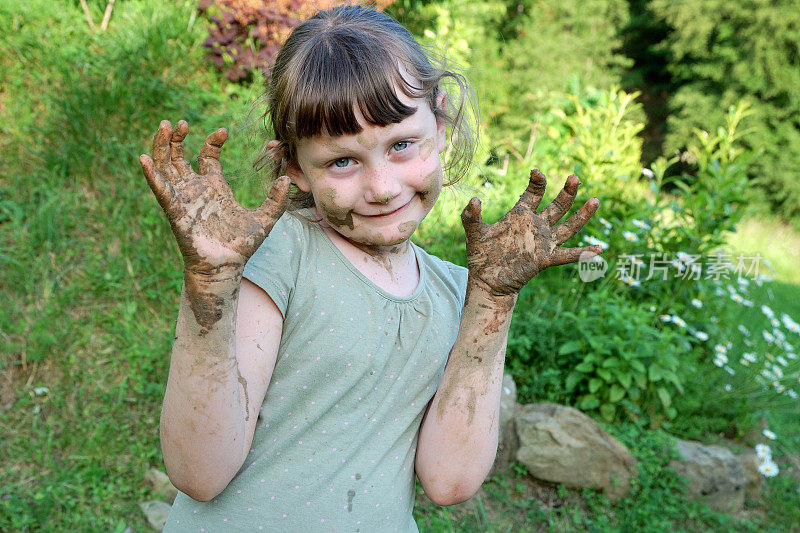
[166,468,228,502]
[425,482,479,507]
[421,476,482,507]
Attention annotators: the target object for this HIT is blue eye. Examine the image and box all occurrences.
[333,158,351,168]
[392,141,410,152]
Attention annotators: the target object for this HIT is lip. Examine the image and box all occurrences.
[364,198,412,218]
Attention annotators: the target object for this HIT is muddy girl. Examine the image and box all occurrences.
[138,4,602,531]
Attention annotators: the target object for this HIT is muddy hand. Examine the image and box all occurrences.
[139,120,290,276]
[461,169,602,296]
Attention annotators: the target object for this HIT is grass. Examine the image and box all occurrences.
[2,1,800,530]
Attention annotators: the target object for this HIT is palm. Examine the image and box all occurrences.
[461,169,602,296]
[139,120,290,274]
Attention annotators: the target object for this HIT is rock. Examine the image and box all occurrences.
[139,500,172,531]
[669,439,748,512]
[718,438,763,502]
[145,468,179,503]
[490,374,519,476]
[514,403,637,500]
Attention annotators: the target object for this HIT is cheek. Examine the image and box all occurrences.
[315,185,355,230]
[419,168,443,208]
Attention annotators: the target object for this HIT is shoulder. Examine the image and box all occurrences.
[415,244,469,305]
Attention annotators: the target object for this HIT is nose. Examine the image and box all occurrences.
[364,166,402,205]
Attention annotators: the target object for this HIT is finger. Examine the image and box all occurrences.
[139,154,177,211]
[460,197,486,245]
[541,175,579,225]
[198,127,228,175]
[517,169,547,211]
[170,120,194,178]
[152,120,174,177]
[552,197,600,245]
[253,176,291,232]
[548,245,604,267]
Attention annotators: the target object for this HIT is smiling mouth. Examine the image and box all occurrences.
[365,199,412,218]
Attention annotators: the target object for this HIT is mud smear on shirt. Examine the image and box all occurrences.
[356,241,407,282]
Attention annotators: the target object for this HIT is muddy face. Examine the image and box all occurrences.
[317,187,355,230]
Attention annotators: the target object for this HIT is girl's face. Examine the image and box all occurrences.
[286,88,447,251]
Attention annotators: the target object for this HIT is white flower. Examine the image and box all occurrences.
[676,251,691,262]
[787,352,797,360]
[622,231,638,242]
[671,315,687,328]
[788,389,798,399]
[724,365,735,375]
[737,277,750,287]
[742,352,757,363]
[724,384,732,392]
[738,325,750,336]
[660,314,672,322]
[694,331,709,341]
[641,168,655,179]
[755,444,772,460]
[631,218,651,230]
[758,461,779,477]
[714,344,728,355]
[741,298,754,307]
[584,235,610,250]
[621,275,641,287]
[762,305,775,319]
[672,260,686,272]
[713,354,728,367]
[772,366,784,379]
[731,293,744,304]
[777,356,788,367]
[771,318,781,328]
[781,314,800,333]
[774,382,786,394]
[598,217,613,229]
[649,306,656,312]
[763,330,775,343]
[691,298,703,309]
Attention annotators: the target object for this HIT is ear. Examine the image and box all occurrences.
[267,139,311,192]
[434,89,448,154]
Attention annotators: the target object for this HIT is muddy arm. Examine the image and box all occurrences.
[415,170,602,506]
[138,120,289,501]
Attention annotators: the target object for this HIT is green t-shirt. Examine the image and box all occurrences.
[164,211,468,532]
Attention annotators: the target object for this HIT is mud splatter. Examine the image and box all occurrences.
[318,187,355,230]
[356,132,378,150]
[418,138,435,161]
[347,489,355,512]
[397,221,417,234]
[237,368,250,421]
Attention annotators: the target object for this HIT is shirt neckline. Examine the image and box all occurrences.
[294,209,428,303]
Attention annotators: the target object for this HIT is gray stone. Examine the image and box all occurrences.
[145,468,179,503]
[139,500,172,531]
[514,403,637,500]
[669,439,748,512]
[490,374,519,475]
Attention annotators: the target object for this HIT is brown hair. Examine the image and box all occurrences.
[255,4,479,209]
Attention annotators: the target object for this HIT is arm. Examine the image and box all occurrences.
[160,276,282,501]
[415,170,602,505]
[138,120,289,501]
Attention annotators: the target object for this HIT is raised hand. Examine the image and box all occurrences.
[461,169,602,296]
[139,120,290,277]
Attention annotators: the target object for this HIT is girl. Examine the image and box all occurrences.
[138,5,601,531]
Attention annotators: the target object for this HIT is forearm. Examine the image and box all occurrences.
[160,269,248,501]
[415,275,516,505]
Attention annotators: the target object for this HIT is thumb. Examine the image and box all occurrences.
[460,197,484,244]
[253,176,291,233]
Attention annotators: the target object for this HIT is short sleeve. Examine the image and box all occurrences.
[447,262,469,311]
[242,213,303,317]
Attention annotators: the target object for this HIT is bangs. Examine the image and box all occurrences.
[289,34,422,139]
